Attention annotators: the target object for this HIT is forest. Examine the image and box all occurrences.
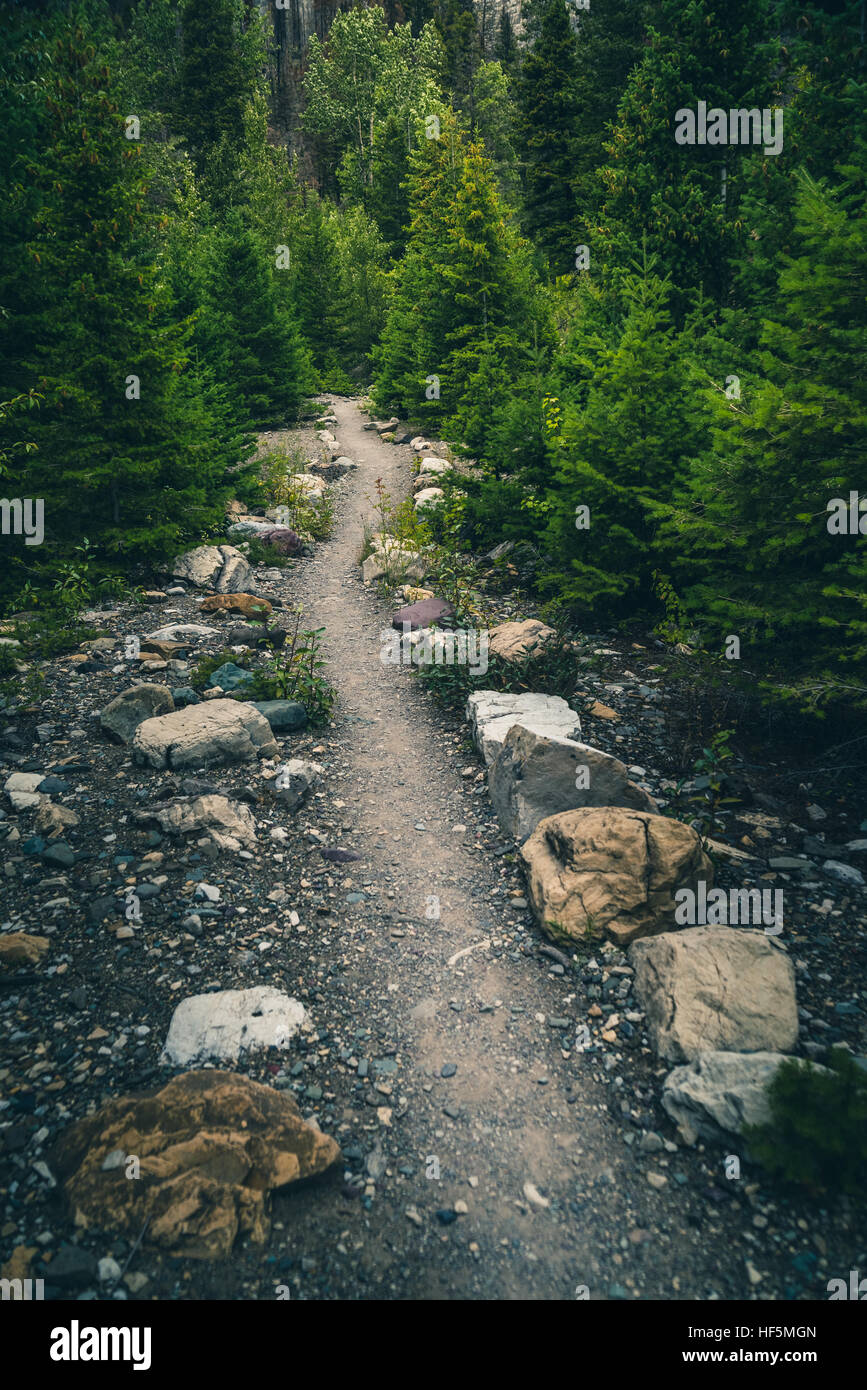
[0,0,865,726]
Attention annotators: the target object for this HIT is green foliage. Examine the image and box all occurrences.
[190,648,253,691]
[515,0,581,274]
[248,608,335,723]
[743,1052,867,1199]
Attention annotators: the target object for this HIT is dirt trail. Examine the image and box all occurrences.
[266,398,674,1301]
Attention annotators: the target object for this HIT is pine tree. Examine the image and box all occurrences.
[570,0,647,243]
[0,12,246,571]
[515,0,581,275]
[597,0,780,315]
[541,252,705,615]
[200,213,313,427]
[659,163,867,707]
[176,0,259,175]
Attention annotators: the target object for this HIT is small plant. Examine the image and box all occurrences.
[190,649,253,691]
[240,535,295,568]
[743,1051,867,1199]
[248,605,335,723]
[665,727,739,835]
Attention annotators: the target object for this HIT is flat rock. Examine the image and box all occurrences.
[489,724,657,842]
[133,795,257,852]
[662,1050,812,1144]
[132,700,278,770]
[392,598,455,631]
[161,986,308,1066]
[466,690,582,767]
[630,927,799,1063]
[51,1070,339,1259]
[100,684,175,745]
[4,771,45,810]
[521,808,713,947]
[145,623,219,642]
[0,932,50,967]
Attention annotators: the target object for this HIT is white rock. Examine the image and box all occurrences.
[160,986,308,1065]
[466,690,582,767]
[414,487,445,511]
[171,544,251,593]
[4,772,45,810]
[418,457,452,476]
[133,795,257,852]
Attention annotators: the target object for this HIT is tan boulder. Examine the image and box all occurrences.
[52,1070,340,1260]
[520,807,713,946]
[200,594,272,621]
[630,927,799,1063]
[0,932,50,967]
[488,619,557,663]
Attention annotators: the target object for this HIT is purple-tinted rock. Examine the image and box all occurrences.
[391,598,455,631]
[259,528,303,557]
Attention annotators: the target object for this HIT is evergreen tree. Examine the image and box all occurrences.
[660,163,867,707]
[597,0,780,315]
[0,10,247,573]
[200,213,313,426]
[515,0,581,275]
[176,0,259,176]
[540,252,705,614]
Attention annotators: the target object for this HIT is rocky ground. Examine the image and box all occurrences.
[1,396,865,1303]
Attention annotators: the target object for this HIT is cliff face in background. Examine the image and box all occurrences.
[258,0,524,154]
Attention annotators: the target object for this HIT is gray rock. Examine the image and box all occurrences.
[267,758,323,812]
[131,699,278,770]
[133,795,257,852]
[466,690,582,767]
[100,684,175,745]
[662,1050,822,1144]
[145,623,219,642]
[171,544,251,593]
[251,700,307,732]
[160,986,308,1065]
[488,724,657,842]
[630,927,799,1063]
[823,859,865,887]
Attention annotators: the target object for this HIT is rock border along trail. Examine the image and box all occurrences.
[249,397,795,1301]
[4,396,861,1303]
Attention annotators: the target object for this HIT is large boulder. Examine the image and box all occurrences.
[488,619,557,664]
[489,725,657,842]
[100,683,175,745]
[161,986,306,1066]
[630,927,799,1063]
[466,690,582,767]
[661,1050,810,1145]
[172,544,251,594]
[520,808,713,947]
[258,527,303,556]
[51,1071,340,1259]
[133,795,257,853]
[418,457,453,477]
[132,699,278,770]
